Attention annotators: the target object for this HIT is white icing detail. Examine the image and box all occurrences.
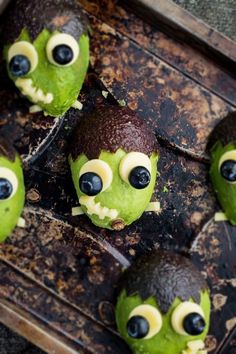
[102,91,109,98]
[79,160,113,192]
[0,167,18,200]
[218,150,236,184]
[79,196,118,220]
[72,100,83,110]
[8,41,38,73]
[46,33,79,67]
[29,105,43,113]
[119,152,151,184]
[118,99,126,107]
[214,212,228,222]
[182,340,206,354]
[171,302,205,336]
[72,206,84,216]
[17,217,26,228]
[15,78,53,104]
[145,201,161,213]
[129,304,163,339]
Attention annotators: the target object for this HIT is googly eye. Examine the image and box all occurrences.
[127,304,163,340]
[46,33,79,67]
[79,160,113,196]
[8,41,38,76]
[79,172,103,197]
[0,167,18,200]
[119,152,151,189]
[218,150,236,183]
[171,302,206,336]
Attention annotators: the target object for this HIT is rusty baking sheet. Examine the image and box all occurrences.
[0,0,236,353]
[122,0,236,67]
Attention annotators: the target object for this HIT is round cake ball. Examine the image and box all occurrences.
[207,111,236,224]
[69,105,159,230]
[116,250,211,354]
[0,138,25,241]
[2,0,90,117]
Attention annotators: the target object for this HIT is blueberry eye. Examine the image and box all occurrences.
[0,178,13,200]
[79,172,103,196]
[52,45,74,65]
[129,166,151,189]
[183,313,206,335]
[220,160,236,182]
[127,316,149,339]
[171,301,206,336]
[9,55,31,77]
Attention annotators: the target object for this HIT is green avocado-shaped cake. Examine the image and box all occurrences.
[69,105,159,230]
[2,0,90,117]
[207,111,236,224]
[0,138,25,242]
[116,250,211,354]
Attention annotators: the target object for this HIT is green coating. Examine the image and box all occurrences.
[4,28,89,117]
[116,290,210,354]
[69,149,158,229]
[209,141,236,224]
[0,154,25,242]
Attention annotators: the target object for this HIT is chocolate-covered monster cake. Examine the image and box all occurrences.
[0,138,25,242]
[207,111,236,224]
[69,105,159,230]
[2,0,89,117]
[116,250,211,354]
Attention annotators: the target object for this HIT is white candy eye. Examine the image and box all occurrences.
[79,160,113,196]
[171,302,206,336]
[218,150,236,184]
[46,33,79,67]
[0,167,18,200]
[119,152,151,189]
[127,304,163,340]
[8,41,38,76]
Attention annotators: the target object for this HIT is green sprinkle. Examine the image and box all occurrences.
[102,91,109,99]
[118,99,126,107]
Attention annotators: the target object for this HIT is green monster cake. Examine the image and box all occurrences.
[207,111,236,224]
[0,138,25,242]
[69,105,159,230]
[116,250,211,354]
[2,0,89,117]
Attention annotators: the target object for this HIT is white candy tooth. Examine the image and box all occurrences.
[46,93,53,103]
[109,209,118,219]
[38,89,44,101]
[100,207,109,220]
[15,78,54,104]
[94,202,101,214]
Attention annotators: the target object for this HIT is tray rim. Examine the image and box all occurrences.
[123,0,236,67]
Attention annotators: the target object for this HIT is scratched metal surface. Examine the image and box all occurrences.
[174,0,236,42]
[0,0,236,353]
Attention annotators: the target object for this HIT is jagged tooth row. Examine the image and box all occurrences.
[79,196,118,220]
[16,79,53,104]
